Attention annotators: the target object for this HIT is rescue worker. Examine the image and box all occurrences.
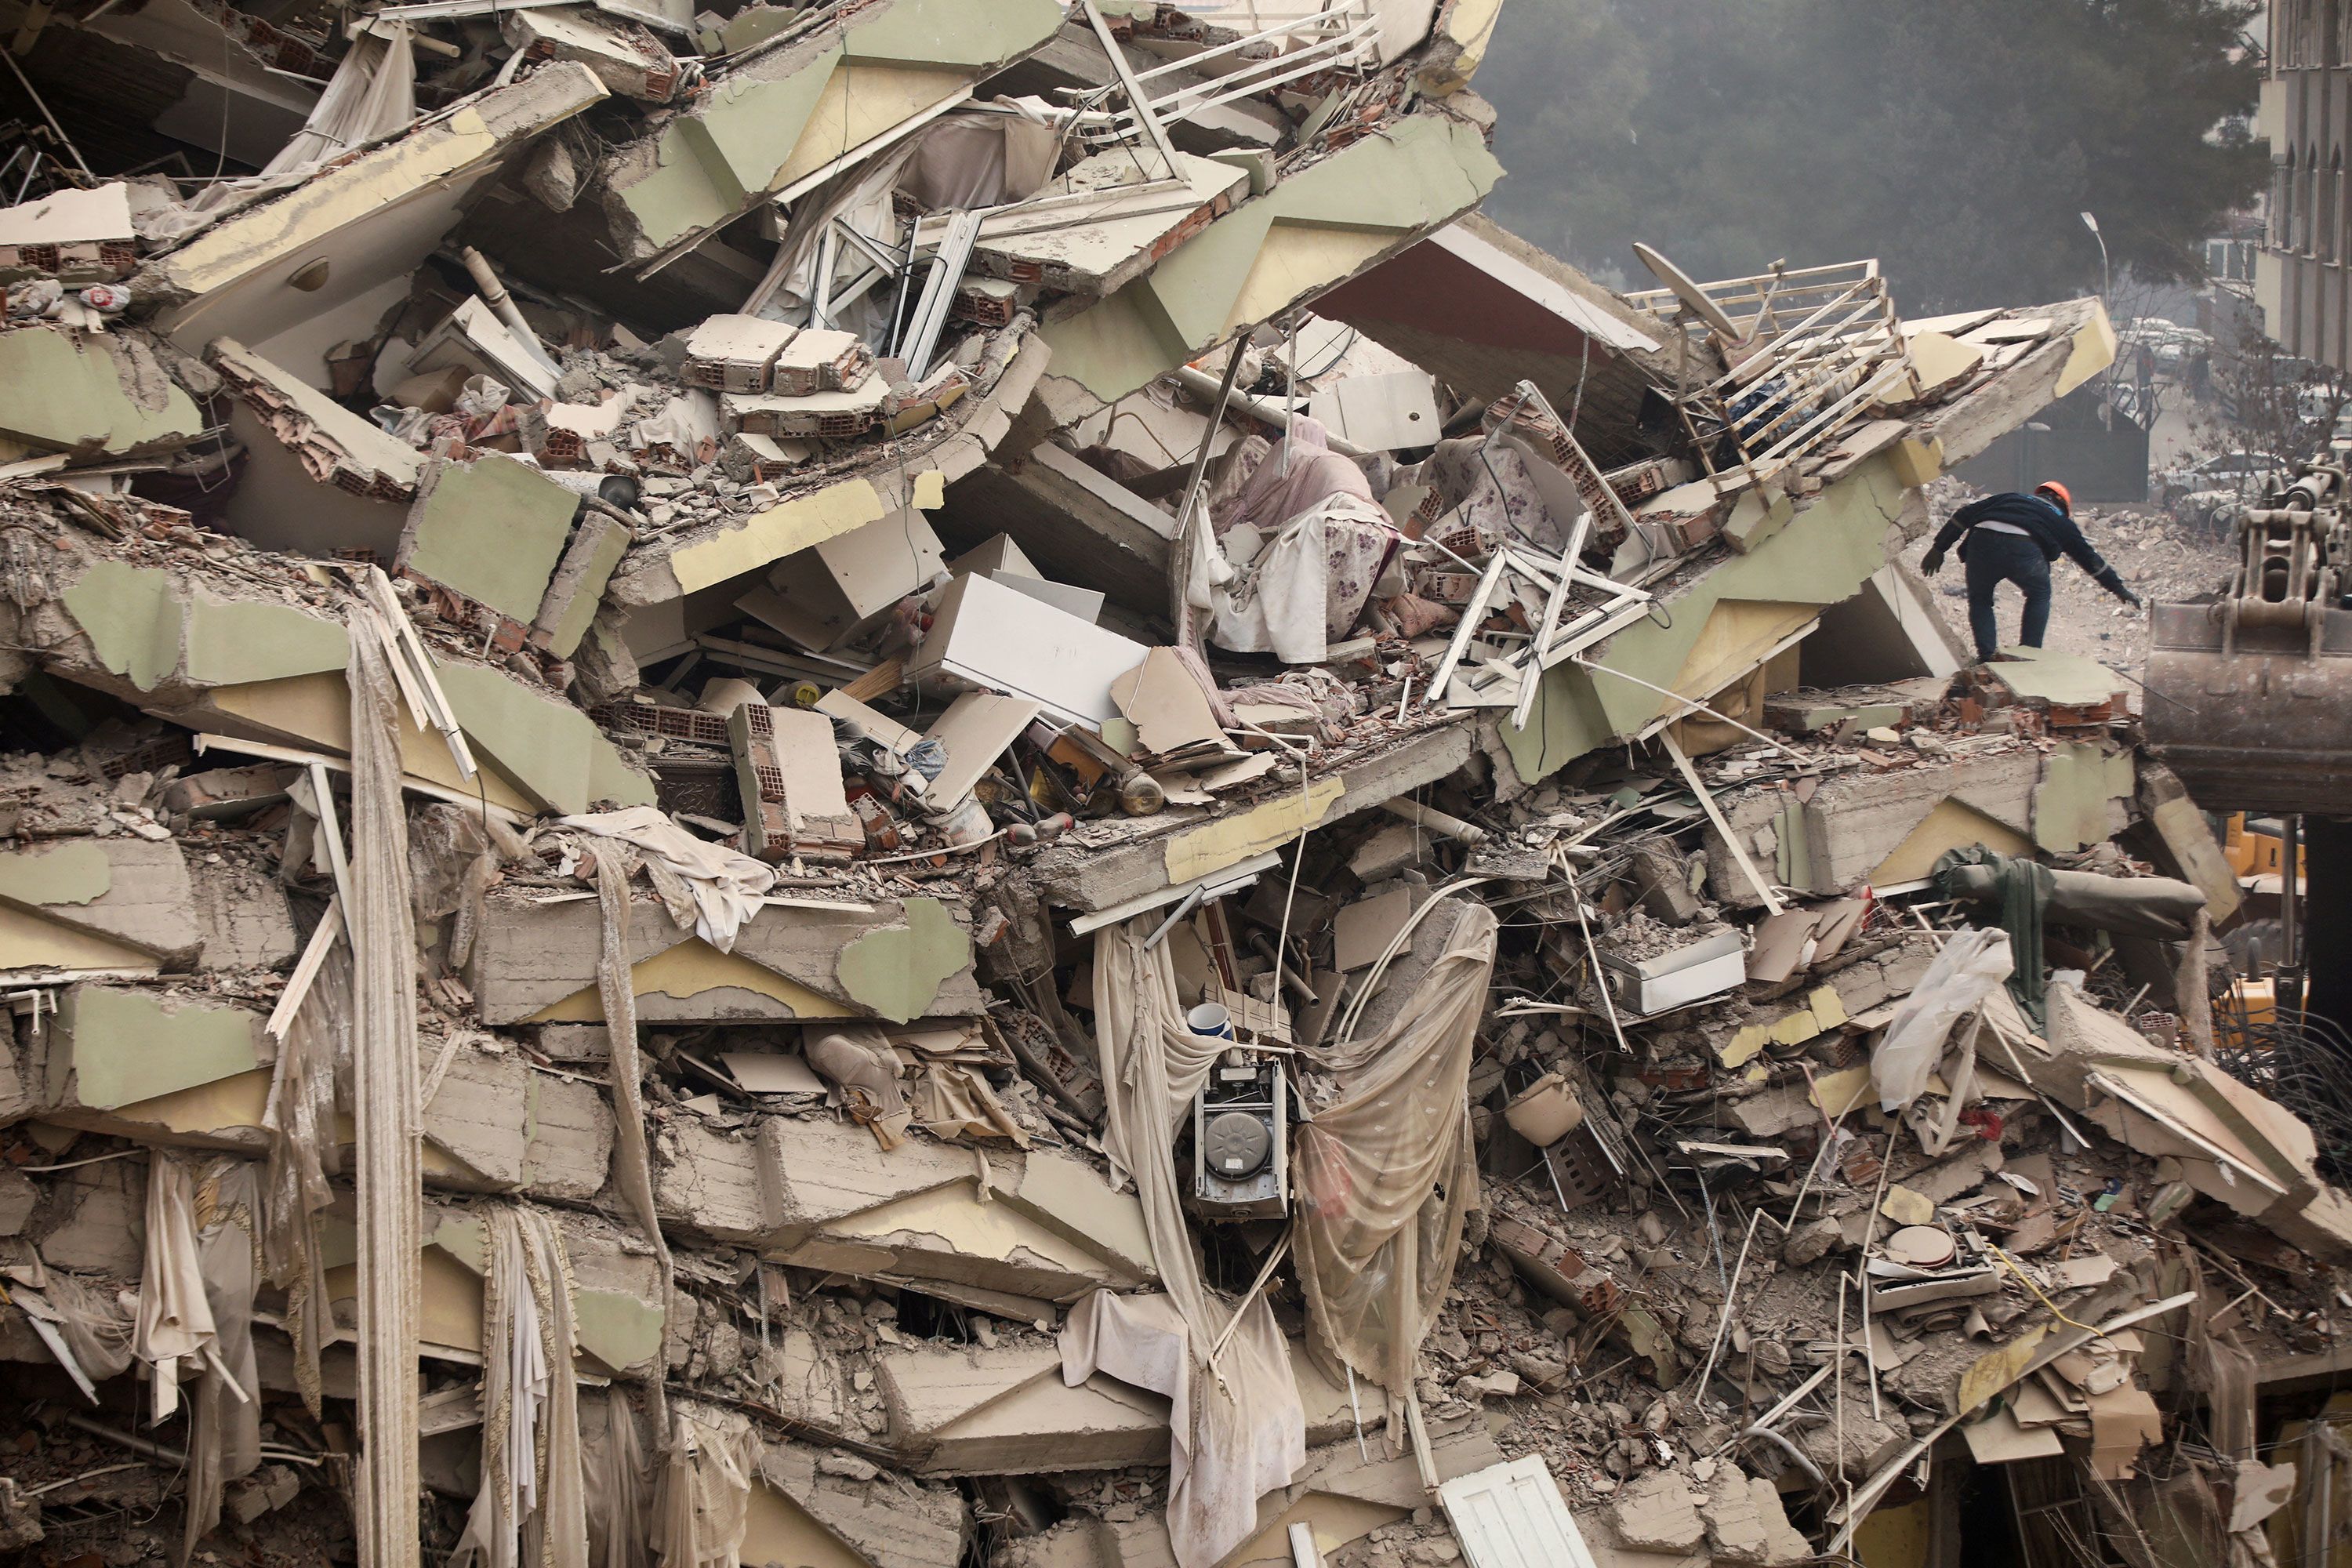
[1920,480,2141,662]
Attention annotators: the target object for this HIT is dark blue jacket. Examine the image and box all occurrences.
[1928,492,2128,597]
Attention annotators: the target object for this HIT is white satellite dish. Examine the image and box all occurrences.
[1632,241,1746,343]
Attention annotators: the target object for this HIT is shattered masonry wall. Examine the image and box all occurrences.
[4,4,2332,1568]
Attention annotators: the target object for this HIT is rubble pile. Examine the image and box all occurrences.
[0,4,2341,1567]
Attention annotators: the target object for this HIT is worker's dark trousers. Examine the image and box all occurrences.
[1963,529,2052,662]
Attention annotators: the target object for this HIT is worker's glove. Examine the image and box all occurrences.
[2116,584,2143,609]
[1921,548,1945,576]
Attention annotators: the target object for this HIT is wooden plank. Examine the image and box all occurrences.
[1662,732,1783,915]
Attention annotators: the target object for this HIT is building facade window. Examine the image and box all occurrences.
[2304,148,2321,252]
[2324,149,2341,261]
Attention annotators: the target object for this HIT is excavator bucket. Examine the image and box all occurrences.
[2145,602,2352,815]
[2144,488,2352,816]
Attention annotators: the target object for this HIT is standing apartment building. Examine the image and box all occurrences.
[2259,0,2352,365]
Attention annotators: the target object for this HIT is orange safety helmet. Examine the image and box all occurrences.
[2034,480,2073,515]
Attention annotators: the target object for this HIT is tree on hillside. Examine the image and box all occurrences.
[1477,0,2268,313]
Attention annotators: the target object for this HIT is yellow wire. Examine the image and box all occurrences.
[1987,1240,2111,1342]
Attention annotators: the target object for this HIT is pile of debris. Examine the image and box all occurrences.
[0,4,2339,1567]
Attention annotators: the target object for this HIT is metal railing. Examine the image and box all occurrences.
[1069,0,1381,147]
[1622,258,1916,488]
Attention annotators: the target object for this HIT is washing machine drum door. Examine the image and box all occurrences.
[1202,1109,1272,1178]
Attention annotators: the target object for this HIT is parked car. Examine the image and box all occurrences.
[2155,449,2290,510]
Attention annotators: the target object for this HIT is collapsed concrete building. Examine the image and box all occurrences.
[0,3,2341,1567]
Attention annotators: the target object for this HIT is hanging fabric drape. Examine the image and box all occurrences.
[452,1206,590,1568]
[134,1150,216,1425]
[148,21,419,238]
[583,834,676,1565]
[586,1388,652,1568]
[650,1410,754,1568]
[262,21,419,177]
[1058,1289,1303,1568]
[261,916,350,1415]
[1087,920,1306,1568]
[1291,902,1496,1399]
[180,1160,264,1566]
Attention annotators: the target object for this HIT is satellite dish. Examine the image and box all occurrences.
[1632,241,1746,343]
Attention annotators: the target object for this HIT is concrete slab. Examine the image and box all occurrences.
[0,837,201,967]
[467,891,986,1024]
[1703,749,2042,904]
[0,326,204,458]
[655,1114,1153,1305]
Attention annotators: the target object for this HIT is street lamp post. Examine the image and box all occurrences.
[2082,211,2114,401]
[2081,210,2109,303]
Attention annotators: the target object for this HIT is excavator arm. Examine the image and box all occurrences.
[2146,459,2352,815]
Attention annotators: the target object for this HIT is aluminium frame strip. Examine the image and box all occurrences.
[1079,0,1182,181]
[267,895,344,1041]
[357,564,477,781]
[1512,510,1590,729]
[896,208,982,381]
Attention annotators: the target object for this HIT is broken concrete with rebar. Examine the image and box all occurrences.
[0,4,2339,1568]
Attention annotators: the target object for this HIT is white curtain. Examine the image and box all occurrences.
[149,22,418,239]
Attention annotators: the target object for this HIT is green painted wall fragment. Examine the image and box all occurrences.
[432,655,656,814]
[842,0,1065,64]
[0,328,203,456]
[1990,646,2125,706]
[399,452,578,623]
[1502,454,1908,784]
[1040,114,1504,404]
[185,596,350,686]
[1773,797,1814,890]
[55,985,263,1110]
[2034,739,2135,853]
[542,521,631,659]
[430,1214,489,1272]
[624,43,842,247]
[1722,488,1795,551]
[618,0,1064,252]
[316,1214,360,1272]
[836,898,971,1023]
[575,1289,665,1372]
[0,840,111,908]
[62,560,182,691]
[427,1211,661,1371]
[719,4,796,53]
